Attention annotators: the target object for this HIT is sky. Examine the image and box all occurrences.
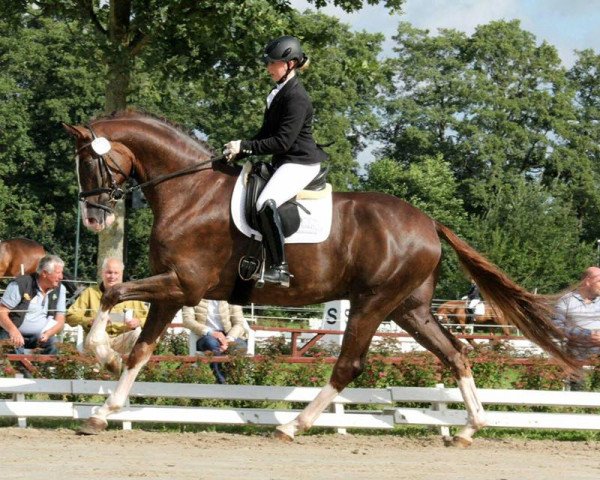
[291,0,600,67]
[290,0,600,169]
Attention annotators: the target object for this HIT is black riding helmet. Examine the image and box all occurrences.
[262,35,307,67]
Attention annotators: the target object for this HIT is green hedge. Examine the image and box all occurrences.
[2,334,599,392]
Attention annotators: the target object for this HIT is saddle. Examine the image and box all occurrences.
[244,161,329,237]
[236,161,329,284]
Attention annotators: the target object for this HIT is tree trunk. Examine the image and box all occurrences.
[97,0,132,273]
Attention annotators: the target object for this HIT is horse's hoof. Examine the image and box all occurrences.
[273,428,294,442]
[77,417,108,435]
[443,435,472,448]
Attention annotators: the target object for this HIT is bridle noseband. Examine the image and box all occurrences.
[76,124,225,214]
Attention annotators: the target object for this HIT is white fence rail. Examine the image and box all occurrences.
[1,377,600,433]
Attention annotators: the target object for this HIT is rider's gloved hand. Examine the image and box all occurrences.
[222,140,241,162]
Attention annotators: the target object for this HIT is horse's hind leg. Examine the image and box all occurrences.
[79,302,180,435]
[275,296,391,441]
[392,293,486,446]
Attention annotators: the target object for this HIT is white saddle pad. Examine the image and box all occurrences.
[231,162,333,244]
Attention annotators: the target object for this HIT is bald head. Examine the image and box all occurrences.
[101,257,124,289]
[579,266,600,300]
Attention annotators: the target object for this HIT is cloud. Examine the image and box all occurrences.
[403,0,520,35]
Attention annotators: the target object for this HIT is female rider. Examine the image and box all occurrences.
[223,35,328,288]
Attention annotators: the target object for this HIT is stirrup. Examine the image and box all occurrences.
[257,264,292,288]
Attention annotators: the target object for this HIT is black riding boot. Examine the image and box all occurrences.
[257,199,291,288]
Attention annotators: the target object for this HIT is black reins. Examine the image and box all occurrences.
[77,125,224,213]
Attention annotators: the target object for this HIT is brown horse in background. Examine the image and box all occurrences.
[435,300,511,336]
[63,111,578,447]
[0,238,80,297]
[0,238,45,276]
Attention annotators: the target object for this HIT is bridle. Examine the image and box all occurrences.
[76,125,223,214]
[76,125,128,213]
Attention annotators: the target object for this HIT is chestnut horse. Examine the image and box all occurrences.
[435,300,511,335]
[0,238,45,276]
[63,111,577,446]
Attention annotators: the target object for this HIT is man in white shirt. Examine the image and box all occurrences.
[182,299,247,384]
[554,266,600,390]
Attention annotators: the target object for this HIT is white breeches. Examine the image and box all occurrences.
[256,162,321,210]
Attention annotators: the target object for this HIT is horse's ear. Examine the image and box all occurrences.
[62,123,89,140]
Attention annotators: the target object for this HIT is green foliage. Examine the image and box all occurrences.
[373,19,599,294]
[0,14,104,275]
[1,3,599,297]
[3,337,592,396]
[469,176,594,292]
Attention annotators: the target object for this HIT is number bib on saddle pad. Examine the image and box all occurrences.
[231,162,333,243]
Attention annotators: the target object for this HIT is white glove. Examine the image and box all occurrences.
[223,140,241,162]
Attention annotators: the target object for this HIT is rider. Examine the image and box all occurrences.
[465,279,482,323]
[223,35,328,288]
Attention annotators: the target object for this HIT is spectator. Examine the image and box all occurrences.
[182,300,248,384]
[0,255,66,357]
[554,266,600,390]
[66,257,148,355]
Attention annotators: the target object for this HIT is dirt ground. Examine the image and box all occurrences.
[1,427,598,480]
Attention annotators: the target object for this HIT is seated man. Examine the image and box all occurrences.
[0,255,66,356]
[66,257,148,355]
[182,299,247,384]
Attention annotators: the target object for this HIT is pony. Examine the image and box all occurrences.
[63,111,577,447]
[435,300,511,336]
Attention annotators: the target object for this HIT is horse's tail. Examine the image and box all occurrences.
[435,221,578,372]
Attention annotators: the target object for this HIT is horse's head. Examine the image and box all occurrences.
[63,122,135,232]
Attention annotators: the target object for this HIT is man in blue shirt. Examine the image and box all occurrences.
[0,254,67,354]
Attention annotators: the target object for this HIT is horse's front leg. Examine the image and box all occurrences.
[79,272,192,435]
[85,271,187,373]
[79,301,182,435]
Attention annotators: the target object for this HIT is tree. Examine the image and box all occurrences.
[380,20,576,212]
[1,3,389,279]
[544,49,600,243]
[469,176,594,293]
[126,10,386,277]
[375,19,599,294]
[0,14,104,277]
[2,1,404,270]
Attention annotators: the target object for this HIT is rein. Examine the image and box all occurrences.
[127,155,224,193]
[77,124,225,212]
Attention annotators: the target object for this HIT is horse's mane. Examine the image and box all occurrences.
[91,109,214,156]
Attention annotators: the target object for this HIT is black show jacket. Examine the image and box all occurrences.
[240,76,328,168]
